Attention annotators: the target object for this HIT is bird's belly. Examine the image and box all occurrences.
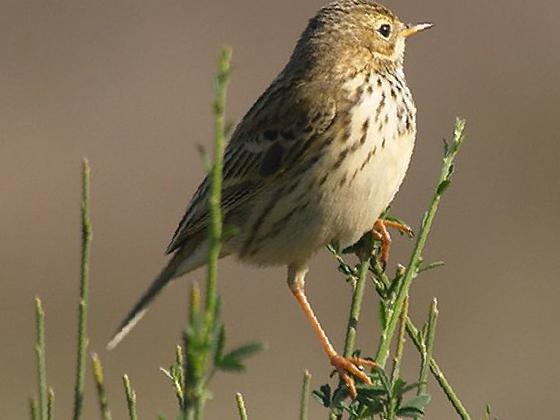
[323,130,415,248]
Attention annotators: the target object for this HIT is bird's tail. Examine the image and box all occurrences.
[107,241,208,350]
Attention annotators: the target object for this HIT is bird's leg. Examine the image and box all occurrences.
[373,219,414,267]
[287,264,376,399]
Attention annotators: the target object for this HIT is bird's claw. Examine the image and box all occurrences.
[373,219,414,268]
[330,354,377,399]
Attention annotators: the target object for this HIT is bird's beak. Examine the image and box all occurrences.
[400,23,434,38]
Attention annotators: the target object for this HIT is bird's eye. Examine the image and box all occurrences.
[377,23,392,39]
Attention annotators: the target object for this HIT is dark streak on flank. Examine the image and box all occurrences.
[360,119,370,145]
[360,146,377,171]
[375,92,386,122]
[241,186,285,257]
[250,201,311,253]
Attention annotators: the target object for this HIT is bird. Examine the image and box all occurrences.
[108,0,432,398]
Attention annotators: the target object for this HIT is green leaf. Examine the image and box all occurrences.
[436,179,451,194]
[331,385,350,407]
[375,367,392,396]
[397,381,426,396]
[212,324,226,365]
[396,406,424,418]
[399,393,431,413]
[361,399,385,417]
[378,300,388,330]
[356,383,388,398]
[312,384,331,407]
[216,342,264,372]
[391,378,407,395]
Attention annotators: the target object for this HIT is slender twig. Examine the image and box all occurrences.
[47,388,54,420]
[390,296,408,384]
[405,320,470,419]
[123,375,138,420]
[375,119,466,368]
[418,299,439,397]
[181,48,233,420]
[173,345,185,410]
[30,398,39,420]
[35,297,47,420]
[73,158,92,420]
[343,254,371,357]
[91,353,112,420]
[370,231,470,416]
[235,393,248,420]
[299,371,312,420]
[204,47,232,330]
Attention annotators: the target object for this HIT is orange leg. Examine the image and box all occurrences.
[288,265,376,399]
[373,219,414,267]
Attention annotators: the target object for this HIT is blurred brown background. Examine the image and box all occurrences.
[2,0,560,418]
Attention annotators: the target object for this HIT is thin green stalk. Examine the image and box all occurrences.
[173,345,185,410]
[387,297,408,420]
[332,253,371,420]
[73,158,92,420]
[299,371,312,420]
[47,388,54,420]
[91,353,112,420]
[205,47,232,330]
[370,229,471,418]
[30,398,38,420]
[405,320,470,420]
[418,299,439,397]
[235,393,248,420]
[181,47,232,420]
[375,118,466,368]
[123,375,138,420]
[342,255,371,357]
[390,296,408,384]
[35,297,47,420]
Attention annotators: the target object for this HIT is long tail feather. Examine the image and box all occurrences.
[107,242,208,350]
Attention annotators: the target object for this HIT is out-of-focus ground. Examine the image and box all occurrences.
[2,1,560,418]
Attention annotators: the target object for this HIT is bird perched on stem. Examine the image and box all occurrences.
[108,0,432,398]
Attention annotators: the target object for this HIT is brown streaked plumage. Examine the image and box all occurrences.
[108,0,432,398]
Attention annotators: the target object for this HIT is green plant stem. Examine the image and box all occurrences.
[375,118,466,368]
[35,297,47,420]
[91,353,112,420]
[123,375,138,420]
[47,388,54,420]
[342,255,371,357]
[331,253,370,420]
[235,393,248,420]
[73,158,92,420]
[30,398,38,420]
[405,319,470,420]
[371,256,470,418]
[299,371,312,420]
[418,299,438,397]
[390,296,408,385]
[204,47,232,330]
[182,47,233,420]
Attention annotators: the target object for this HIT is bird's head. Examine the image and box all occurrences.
[292,0,432,76]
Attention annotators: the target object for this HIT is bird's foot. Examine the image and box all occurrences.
[330,354,377,399]
[373,219,414,268]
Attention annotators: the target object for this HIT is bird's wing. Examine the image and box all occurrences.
[166,82,337,254]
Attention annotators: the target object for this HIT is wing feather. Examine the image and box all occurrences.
[166,80,337,254]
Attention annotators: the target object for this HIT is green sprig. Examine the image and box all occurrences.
[375,118,466,368]
[73,158,92,420]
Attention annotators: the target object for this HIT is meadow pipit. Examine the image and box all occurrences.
[109,0,432,397]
